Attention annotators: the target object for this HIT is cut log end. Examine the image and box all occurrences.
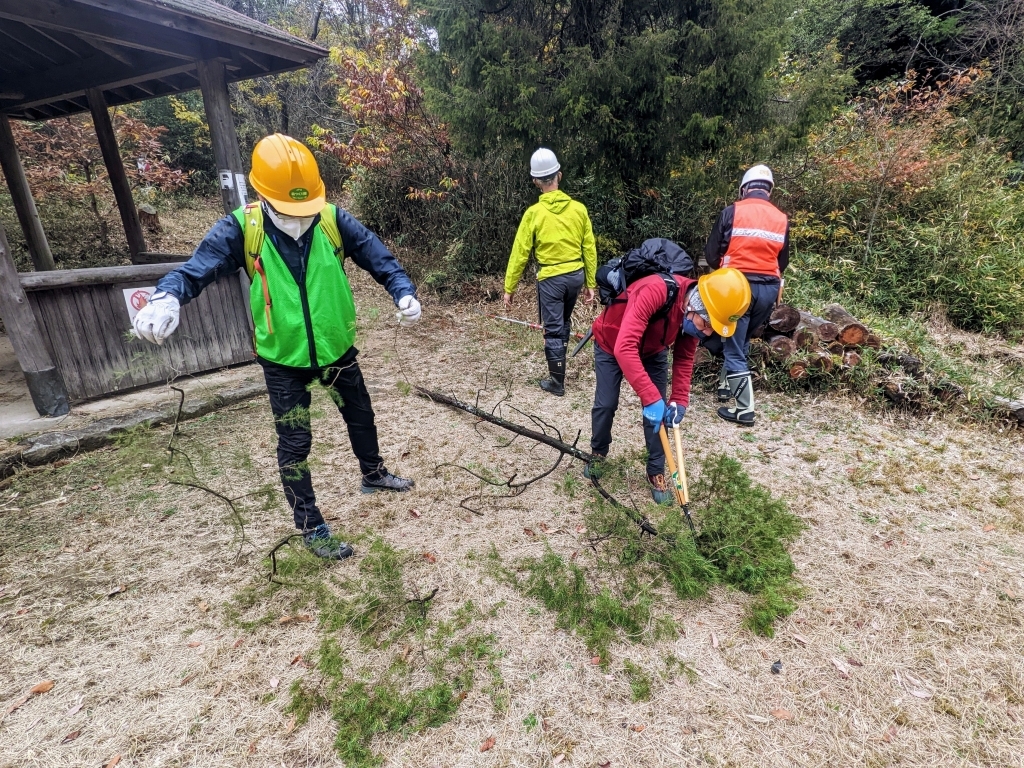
[809,350,834,372]
[766,334,797,359]
[769,304,801,334]
[837,326,870,346]
[822,303,871,347]
[797,311,840,342]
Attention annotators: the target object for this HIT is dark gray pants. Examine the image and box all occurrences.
[537,269,584,354]
[591,341,668,476]
[723,279,780,373]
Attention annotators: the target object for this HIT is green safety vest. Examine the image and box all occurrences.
[233,203,356,369]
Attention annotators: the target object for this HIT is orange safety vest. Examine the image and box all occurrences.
[721,197,787,278]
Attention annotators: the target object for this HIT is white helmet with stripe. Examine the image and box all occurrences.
[740,164,774,193]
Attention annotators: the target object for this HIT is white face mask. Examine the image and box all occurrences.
[263,202,316,240]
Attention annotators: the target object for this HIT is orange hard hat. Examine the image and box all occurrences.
[697,267,751,338]
[249,134,325,216]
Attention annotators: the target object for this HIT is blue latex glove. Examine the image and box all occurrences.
[642,399,666,428]
[665,402,686,427]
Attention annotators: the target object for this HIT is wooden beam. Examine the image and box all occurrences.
[24,24,82,57]
[238,51,271,73]
[13,51,166,110]
[19,263,185,291]
[69,0,326,63]
[14,59,198,113]
[0,217,69,416]
[0,114,55,272]
[0,24,60,64]
[86,89,146,262]
[75,36,138,68]
[198,60,247,215]
[0,1,208,61]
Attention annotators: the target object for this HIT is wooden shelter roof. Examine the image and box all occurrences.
[0,0,327,121]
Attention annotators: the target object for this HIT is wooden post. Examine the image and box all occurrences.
[0,114,56,272]
[87,88,147,263]
[197,60,248,214]
[0,218,69,416]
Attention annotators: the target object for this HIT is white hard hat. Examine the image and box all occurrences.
[530,148,561,178]
[740,164,774,192]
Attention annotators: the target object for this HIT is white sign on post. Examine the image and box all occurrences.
[123,286,157,322]
[219,170,234,189]
[235,173,248,205]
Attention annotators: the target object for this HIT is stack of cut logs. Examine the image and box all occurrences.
[755,303,881,379]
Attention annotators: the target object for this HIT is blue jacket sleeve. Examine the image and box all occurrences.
[336,208,416,305]
[155,216,246,305]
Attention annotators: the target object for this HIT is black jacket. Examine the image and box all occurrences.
[704,190,789,282]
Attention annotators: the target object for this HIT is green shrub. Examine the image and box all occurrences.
[503,452,804,650]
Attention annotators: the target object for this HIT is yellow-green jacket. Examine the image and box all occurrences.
[504,190,597,294]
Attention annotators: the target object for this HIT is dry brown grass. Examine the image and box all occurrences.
[2,271,1024,767]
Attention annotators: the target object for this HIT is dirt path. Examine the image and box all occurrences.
[2,275,1023,767]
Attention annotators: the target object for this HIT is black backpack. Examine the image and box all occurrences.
[596,238,696,321]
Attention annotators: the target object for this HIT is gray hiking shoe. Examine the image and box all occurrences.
[303,523,354,560]
[361,470,415,494]
[648,474,674,506]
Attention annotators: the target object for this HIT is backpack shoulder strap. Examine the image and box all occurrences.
[240,203,265,279]
[654,274,679,348]
[653,274,678,319]
[317,204,344,258]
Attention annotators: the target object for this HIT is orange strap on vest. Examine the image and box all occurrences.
[721,198,787,278]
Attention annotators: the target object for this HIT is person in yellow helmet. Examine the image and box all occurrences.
[587,266,750,503]
[503,148,597,396]
[132,134,421,560]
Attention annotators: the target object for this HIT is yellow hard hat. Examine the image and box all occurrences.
[697,267,751,338]
[249,134,326,217]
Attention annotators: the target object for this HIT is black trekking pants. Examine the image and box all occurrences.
[261,347,384,531]
[537,269,584,354]
[590,341,668,477]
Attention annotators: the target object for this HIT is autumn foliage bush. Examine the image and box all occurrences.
[779,71,1024,335]
[4,111,186,268]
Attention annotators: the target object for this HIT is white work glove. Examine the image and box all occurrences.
[132,292,180,345]
[396,294,421,325]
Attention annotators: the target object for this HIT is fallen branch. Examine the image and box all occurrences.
[414,387,595,462]
[417,386,675,541]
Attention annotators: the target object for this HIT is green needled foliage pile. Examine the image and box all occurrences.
[496,452,805,658]
[235,538,505,768]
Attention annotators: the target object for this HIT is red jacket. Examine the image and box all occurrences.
[592,274,698,407]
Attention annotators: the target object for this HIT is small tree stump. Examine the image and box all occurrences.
[138,203,162,233]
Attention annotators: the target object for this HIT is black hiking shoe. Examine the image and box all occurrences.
[302,523,354,560]
[361,470,415,494]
